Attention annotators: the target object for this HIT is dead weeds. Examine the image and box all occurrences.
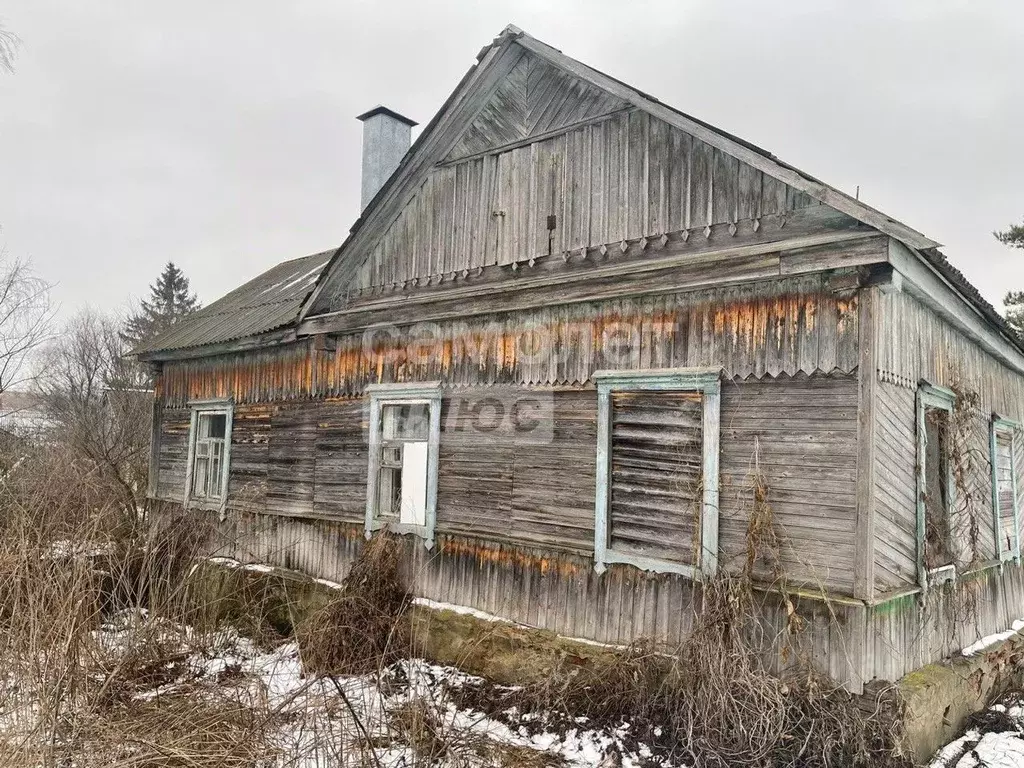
[299,532,411,677]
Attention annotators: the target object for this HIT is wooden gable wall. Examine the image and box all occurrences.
[351,51,819,293]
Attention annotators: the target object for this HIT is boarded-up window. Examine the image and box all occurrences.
[608,391,704,567]
[992,420,1020,561]
[365,383,441,546]
[594,368,721,577]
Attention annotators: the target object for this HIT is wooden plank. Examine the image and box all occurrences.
[855,287,878,599]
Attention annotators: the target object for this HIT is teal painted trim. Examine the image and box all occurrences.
[701,380,721,573]
[594,387,611,573]
[364,382,442,547]
[991,418,1002,563]
[364,396,382,541]
[991,417,1021,564]
[918,380,956,405]
[183,399,234,519]
[601,550,701,579]
[366,381,443,399]
[593,367,722,577]
[593,367,722,391]
[915,386,927,592]
[424,396,441,550]
[916,382,956,594]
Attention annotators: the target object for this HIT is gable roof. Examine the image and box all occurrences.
[138,25,1020,362]
[134,249,331,357]
[300,24,943,319]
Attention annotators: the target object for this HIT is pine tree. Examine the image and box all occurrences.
[996,220,1024,338]
[122,262,200,349]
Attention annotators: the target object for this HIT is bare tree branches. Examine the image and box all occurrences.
[0,252,54,394]
[0,21,19,74]
[36,311,151,511]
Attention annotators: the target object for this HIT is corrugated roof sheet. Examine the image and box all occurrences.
[134,249,333,356]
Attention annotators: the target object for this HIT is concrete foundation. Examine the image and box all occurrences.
[191,558,1024,764]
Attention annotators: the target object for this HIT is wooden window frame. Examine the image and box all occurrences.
[915,382,957,590]
[184,398,234,515]
[990,415,1021,564]
[365,382,442,549]
[593,367,722,578]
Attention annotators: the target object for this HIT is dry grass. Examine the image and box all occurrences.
[0,437,916,767]
[452,572,910,768]
[298,532,411,677]
[0,442,284,767]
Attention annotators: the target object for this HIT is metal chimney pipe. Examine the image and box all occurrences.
[356,106,417,211]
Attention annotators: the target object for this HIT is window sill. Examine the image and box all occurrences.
[926,564,957,586]
[185,499,227,515]
[368,520,434,547]
[595,549,704,579]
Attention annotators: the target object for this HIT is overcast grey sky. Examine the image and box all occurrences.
[1,1,1022,318]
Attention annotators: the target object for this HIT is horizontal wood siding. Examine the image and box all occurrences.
[872,288,1022,592]
[877,289,1024,420]
[160,275,859,407]
[156,408,190,502]
[201,511,865,690]
[608,391,703,566]
[872,382,918,592]
[313,399,368,524]
[437,389,597,552]
[155,374,860,594]
[265,403,317,518]
[719,373,859,593]
[228,404,271,509]
[356,103,818,291]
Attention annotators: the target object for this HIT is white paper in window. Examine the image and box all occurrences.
[400,441,428,527]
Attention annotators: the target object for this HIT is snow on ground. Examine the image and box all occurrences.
[931,699,1024,768]
[86,612,673,768]
[961,620,1024,657]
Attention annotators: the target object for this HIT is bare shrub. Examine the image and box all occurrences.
[0,436,282,766]
[299,532,410,676]
[452,571,909,768]
[36,309,152,512]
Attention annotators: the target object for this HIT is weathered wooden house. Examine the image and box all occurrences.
[137,26,1024,692]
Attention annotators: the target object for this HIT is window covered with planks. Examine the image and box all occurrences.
[365,382,441,547]
[916,383,956,587]
[991,417,1021,563]
[593,368,721,577]
[185,400,233,510]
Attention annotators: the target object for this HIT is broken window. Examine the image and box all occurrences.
[593,368,721,578]
[187,403,233,506]
[916,383,956,585]
[922,406,953,570]
[991,419,1020,562]
[366,383,441,547]
[377,403,430,526]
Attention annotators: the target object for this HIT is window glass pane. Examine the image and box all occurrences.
[199,412,227,440]
[192,410,229,501]
[608,390,704,567]
[923,407,954,570]
[378,464,401,519]
[209,441,223,498]
[381,403,429,441]
[193,456,209,498]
